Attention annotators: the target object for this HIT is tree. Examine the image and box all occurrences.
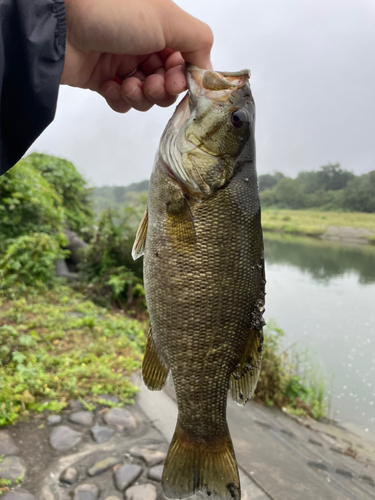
[342,171,375,213]
[259,172,284,192]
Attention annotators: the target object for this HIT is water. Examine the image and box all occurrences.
[263,232,375,434]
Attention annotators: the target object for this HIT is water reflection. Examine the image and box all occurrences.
[263,232,375,434]
[264,232,375,284]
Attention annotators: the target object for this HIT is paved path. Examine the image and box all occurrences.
[136,375,375,500]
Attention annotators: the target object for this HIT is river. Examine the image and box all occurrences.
[263,232,375,434]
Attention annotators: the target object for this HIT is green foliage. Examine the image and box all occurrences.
[0,286,145,426]
[91,181,149,216]
[80,208,145,308]
[0,233,68,298]
[26,153,94,236]
[342,171,375,213]
[259,163,374,213]
[0,161,64,249]
[258,172,284,192]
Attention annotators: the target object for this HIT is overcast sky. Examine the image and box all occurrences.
[30,0,375,187]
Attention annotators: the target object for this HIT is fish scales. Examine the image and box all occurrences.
[133,66,265,499]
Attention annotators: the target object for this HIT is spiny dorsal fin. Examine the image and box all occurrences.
[142,327,169,391]
[132,208,148,260]
[230,328,263,406]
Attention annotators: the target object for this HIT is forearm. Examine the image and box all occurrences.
[0,0,66,175]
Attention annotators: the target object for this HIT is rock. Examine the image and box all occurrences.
[0,431,19,456]
[103,408,137,432]
[50,426,82,451]
[55,259,79,281]
[124,484,157,500]
[73,483,99,500]
[69,400,84,411]
[64,229,88,264]
[90,425,114,444]
[47,415,62,426]
[2,490,36,500]
[69,411,94,426]
[98,394,119,404]
[0,456,26,482]
[148,465,163,482]
[60,466,78,484]
[87,457,120,477]
[129,446,166,467]
[114,464,142,491]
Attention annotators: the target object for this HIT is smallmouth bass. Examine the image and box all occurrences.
[133,66,266,499]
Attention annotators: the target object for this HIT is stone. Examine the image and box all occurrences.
[0,431,19,456]
[50,426,82,451]
[73,483,99,500]
[0,456,26,482]
[90,425,114,444]
[87,457,120,477]
[103,408,137,431]
[2,490,36,500]
[47,415,62,426]
[60,466,78,484]
[69,411,94,427]
[124,484,157,500]
[148,465,163,482]
[129,446,166,467]
[114,464,142,491]
[69,400,84,411]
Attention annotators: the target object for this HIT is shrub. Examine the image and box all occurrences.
[0,161,64,249]
[80,209,144,308]
[0,233,68,298]
[26,153,94,236]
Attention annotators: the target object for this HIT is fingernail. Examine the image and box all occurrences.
[124,85,138,98]
[105,86,120,100]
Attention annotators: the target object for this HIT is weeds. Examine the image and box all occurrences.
[0,285,145,426]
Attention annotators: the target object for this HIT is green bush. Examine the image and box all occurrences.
[0,233,68,298]
[80,209,145,308]
[0,161,64,249]
[26,153,94,236]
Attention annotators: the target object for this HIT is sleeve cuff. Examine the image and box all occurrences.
[52,0,66,51]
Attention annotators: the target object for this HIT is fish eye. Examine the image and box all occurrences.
[230,109,248,129]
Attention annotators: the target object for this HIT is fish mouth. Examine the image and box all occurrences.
[186,65,250,100]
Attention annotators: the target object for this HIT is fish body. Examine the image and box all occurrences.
[133,66,265,499]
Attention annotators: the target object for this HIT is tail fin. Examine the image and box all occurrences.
[162,423,241,499]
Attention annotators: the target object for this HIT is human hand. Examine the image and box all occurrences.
[61,0,213,112]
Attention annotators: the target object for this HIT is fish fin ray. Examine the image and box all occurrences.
[230,329,263,405]
[169,198,196,245]
[132,208,148,260]
[142,327,169,391]
[163,422,240,499]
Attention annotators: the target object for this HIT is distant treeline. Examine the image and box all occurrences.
[92,181,149,214]
[259,164,375,213]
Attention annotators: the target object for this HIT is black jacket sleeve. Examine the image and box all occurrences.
[0,0,66,175]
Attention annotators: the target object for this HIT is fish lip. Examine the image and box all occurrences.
[186,65,250,96]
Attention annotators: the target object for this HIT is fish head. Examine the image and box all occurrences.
[158,66,254,196]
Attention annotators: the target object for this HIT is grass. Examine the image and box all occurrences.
[261,209,375,239]
[0,285,146,427]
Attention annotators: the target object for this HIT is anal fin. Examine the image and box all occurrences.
[142,328,169,391]
[230,328,263,406]
[132,208,148,260]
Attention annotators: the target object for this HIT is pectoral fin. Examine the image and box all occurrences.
[167,196,196,247]
[230,329,263,405]
[132,208,148,260]
[142,328,169,391]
